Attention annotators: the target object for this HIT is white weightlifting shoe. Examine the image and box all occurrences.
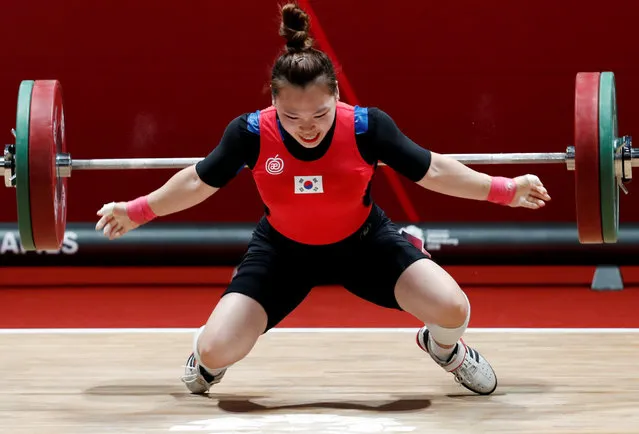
[417,326,497,395]
[180,352,227,394]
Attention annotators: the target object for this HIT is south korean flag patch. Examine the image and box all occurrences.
[294,176,324,194]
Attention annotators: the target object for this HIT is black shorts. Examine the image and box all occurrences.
[223,204,430,331]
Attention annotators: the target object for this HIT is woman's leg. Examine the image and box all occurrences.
[342,215,496,395]
[196,292,268,371]
[181,292,267,394]
[394,258,497,395]
[394,258,469,354]
[182,221,315,394]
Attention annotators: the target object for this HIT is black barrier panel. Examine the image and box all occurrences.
[0,222,638,266]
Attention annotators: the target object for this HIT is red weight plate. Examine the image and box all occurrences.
[574,72,603,243]
[28,80,68,250]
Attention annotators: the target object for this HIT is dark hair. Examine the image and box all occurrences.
[270,3,338,97]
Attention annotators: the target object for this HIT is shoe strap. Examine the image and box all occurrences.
[440,340,468,373]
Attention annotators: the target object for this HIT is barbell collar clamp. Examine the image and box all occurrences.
[3,144,15,188]
[565,146,575,171]
[56,153,72,178]
[622,136,634,182]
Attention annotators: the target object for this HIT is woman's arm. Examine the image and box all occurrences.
[416,152,492,201]
[364,108,550,209]
[96,114,257,238]
[417,152,550,208]
[146,164,219,216]
[127,113,256,218]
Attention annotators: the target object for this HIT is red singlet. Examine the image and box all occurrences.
[252,102,374,245]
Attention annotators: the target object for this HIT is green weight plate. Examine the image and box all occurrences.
[598,72,619,243]
[15,80,35,251]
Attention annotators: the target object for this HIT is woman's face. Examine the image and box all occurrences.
[274,82,338,148]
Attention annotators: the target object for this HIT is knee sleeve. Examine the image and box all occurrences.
[426,291,470,346]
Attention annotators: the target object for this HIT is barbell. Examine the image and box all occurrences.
[1,72,636,252]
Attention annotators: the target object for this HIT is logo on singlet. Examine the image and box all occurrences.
[265,155,284,175]
[294,176,324,194]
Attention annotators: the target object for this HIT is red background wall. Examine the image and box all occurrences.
[0,0,637,225]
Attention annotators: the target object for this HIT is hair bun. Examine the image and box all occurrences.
[279,3,313,52]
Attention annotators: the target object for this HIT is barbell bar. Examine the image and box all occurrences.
[0,151,568,175]
[1,72,635,252]
[3,149,639,176]
[0,150,595,176]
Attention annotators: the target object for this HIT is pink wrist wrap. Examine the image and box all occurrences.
[126,196,157,224]
[487,176,516,206]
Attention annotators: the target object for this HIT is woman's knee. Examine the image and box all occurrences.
[197,326,257,369]
[443,289,469,326]
[196,293,268,369]
[422,286,469,328]
[395,259,470,327]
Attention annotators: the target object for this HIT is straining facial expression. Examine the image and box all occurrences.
[270,3,339,148]
[274,81,338,148]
